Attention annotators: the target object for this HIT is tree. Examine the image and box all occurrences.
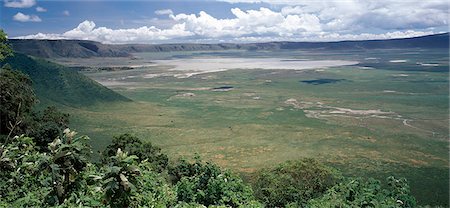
[103,133,168,172]
[0,29,12,62]
[0,65,37,140]
[30,106,70,151]
[0,30,69,146]
[254,158,340,207]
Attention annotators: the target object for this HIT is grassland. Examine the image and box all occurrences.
[63,48,449,206]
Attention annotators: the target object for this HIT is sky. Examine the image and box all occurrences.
[1,0,448,44]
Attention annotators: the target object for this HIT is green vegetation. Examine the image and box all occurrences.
[0,57,70,151]
[0,65,37,139]
[31,106,70,150]
[1,133,417,207]
[254,159,341,207]
[309,177,416,207]
[0,29,12,60]
[70,48,448,206]
[1,53,130,108]
[0,31,447,207]
[103,133,168,172]
[169,156,256,207]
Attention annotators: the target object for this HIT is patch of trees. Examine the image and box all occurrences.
[0,30,417,207]
[0,64,70,150]
[0,133,418,207]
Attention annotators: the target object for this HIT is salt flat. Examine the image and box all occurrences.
[156,58,358,76]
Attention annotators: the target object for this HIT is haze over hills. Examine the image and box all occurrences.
[1,53,130,107]
[9,33,449,59]
[9,40,131,58]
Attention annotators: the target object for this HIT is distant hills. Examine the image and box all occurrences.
[9,33,449,59]
[2,53,130,107]
[9,40,130,58]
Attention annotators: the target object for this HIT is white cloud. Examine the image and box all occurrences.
[36,6,47,12]
[155,9,173,15]
[19,20,192,43]
[220,0,448,31]
[63,10,70,16]
[4,0,35,8]
[14,6,444,44]
[169,7,322,38]
[218,0,263,3]
[13,12,41,22]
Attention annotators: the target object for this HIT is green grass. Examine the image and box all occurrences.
[61,48,448,205]
[2,53,130,108]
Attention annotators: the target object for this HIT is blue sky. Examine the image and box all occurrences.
[1,0,448,44]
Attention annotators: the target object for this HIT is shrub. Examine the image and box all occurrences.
[0,135,52,207]
[103,133,168,172]
[254,158,340,207]
[308,177,416,207]
[170,157,255,207]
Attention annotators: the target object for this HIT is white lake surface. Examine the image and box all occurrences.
[151,58,358,78]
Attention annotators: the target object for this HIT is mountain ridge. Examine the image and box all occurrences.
[9,32,449,58]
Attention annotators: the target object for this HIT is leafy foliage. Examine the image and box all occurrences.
[0,133,419,208]
[0,135,52,207]
[170,157,255,207]
[45,128,91,205]
[0,29,12,62]
[103,133,168,172]
[254,158,340,207]
[102,147,176,207]
[0,131,176,208]
[129,161,177,207]
[55,163,103,207]
[308,177,416,207]
[102,148,141,207]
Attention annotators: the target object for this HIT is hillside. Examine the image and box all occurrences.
[9,33,449,58]
[9,39,130,58]
[2,53,130,107]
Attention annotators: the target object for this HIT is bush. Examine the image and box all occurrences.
[254,158,340,207]
[308,177,416,207]
[0,135,52,207]
[30,106,69,151]
[103,133,168,172]
[131,161,177,207]
[170,157,255,207]
[45,128,92,205]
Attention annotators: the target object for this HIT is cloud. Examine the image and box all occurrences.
[63,10,70,16]
[13,12,41,22]
[36,6,47,12]
[217,0,263,3]
[4,0,35,8]
[155,9,173,15]
[219,0,448,30]
[19,20,193,43]
[169,7,322,38]
[14,6,444,44]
